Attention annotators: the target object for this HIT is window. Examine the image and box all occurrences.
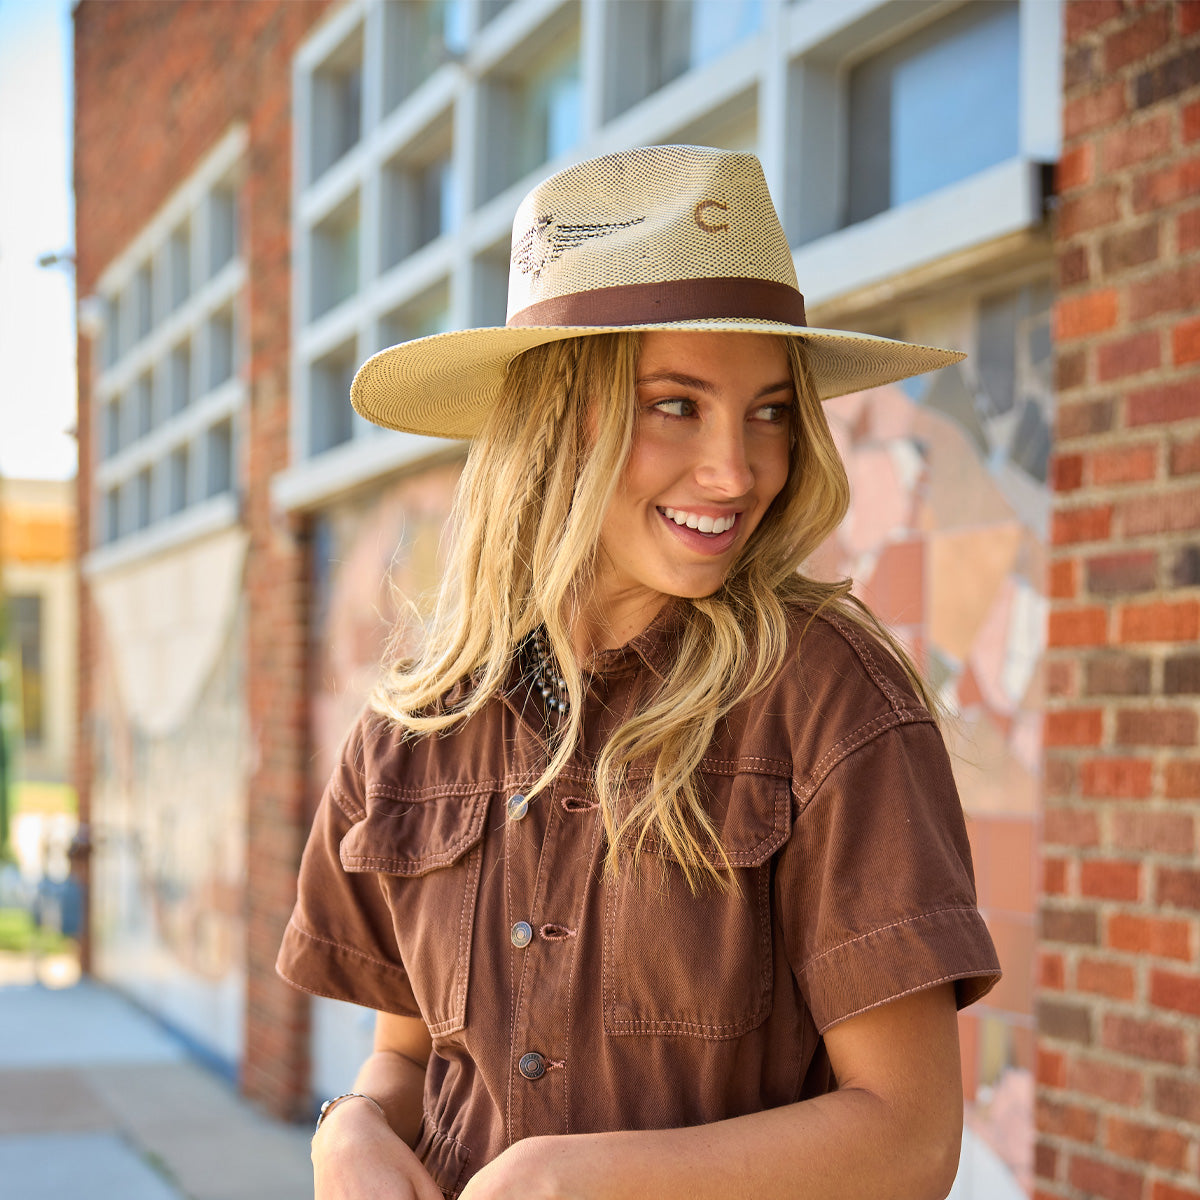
[844,1,1020,226]
[383,0,468,112]
[310,26,363,181]
[382,135,456,269]
[309,341,359,456]
[311,194,360,319]
[480,35,581,202]
[89,129,245,551]
[607,0,762,119]
[8,594,44,746]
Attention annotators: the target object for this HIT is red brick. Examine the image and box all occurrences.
[1101,111,1173,171]
[1043,856,1070,896]
[1037,1096,1099,1143]
[1080,859,1142,902]
[1067,1153,1144,1200]
[1048,659,1077,698]
[1106,1117,1189,1173]
[1120,488,1200,537]
[1042,906,1100,947]
[1156,1073,1200,1123]
[1128,262,1200,322]
[1077,955,1136,999]
[1180,205,1200,253]
[1080,758,1153,799]
[1102,1012,1188,1065]
[1068,1055,1144,1107]
[1084,654,1152,696]
[1040,949,1067,989]
[1172,316,1200,366]
[1108,912,1193,960]
[1152,1183,1200,1200]
[1045,806,1101,848]
[1184,2,1200,38]
[1034,1144,1059,1185]
[1134,42,1200,109]
[1049,558,1079,600]
[1046,756,1079,798]
[1058,397,1114,439]
[1112,810,1195,857]
[1053,504,1113,544]
[1046,708,1105,746]
[1097,331,1162,383]
[1115,707,1198,747]
[1087,550,1157,594]
[1150,967,1200,1016]
[1056,289,1119,340]
[1053,452,1085,491]
[1184,98,1200,144]
[1092,442,1159,486]
[1040,996,1095,1043]
[1057,143,1094,191]
[1117,600,1200,643]
[1158,865,1200,910]
[1104,6,1172,73]
[1164,759,1200,799]
[1170,433,1200,476]
[1065,81,1128,142]
[1099,222,1159,274]
[1059,184,1121,239]
[1059,243,1091,289]
[1049,607,1109,647]
[1164,654,1200,695]
[1037,1047,1067,1088]
[1065,0,1123,42]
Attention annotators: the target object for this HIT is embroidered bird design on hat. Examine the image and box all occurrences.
[512,213,646,279]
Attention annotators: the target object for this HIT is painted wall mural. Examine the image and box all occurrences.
[90,528,250,1069]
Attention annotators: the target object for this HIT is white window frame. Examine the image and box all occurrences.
[83,126,248,576]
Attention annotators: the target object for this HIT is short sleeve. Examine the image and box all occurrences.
[276,718,422,1017]
[776,719,1000,1032]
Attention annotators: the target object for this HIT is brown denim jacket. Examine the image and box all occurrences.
[278,605,1000,1196]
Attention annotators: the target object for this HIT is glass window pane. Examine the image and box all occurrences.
[206,419,233,497]
[308,341,357,456]
[8,594,44,745]
[311,27,363,180]
[311,195,360,318]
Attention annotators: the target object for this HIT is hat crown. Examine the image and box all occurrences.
[505,145,797,324]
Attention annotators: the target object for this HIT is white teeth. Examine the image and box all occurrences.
[662,507,736,534]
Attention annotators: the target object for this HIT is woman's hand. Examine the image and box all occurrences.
[312,1096,444,1200]
[458,1136,578,1200]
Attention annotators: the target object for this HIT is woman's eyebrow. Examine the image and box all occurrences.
[636,371,795,399]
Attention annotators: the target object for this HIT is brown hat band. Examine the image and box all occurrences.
[507,276,808,329]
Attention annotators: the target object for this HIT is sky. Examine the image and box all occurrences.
[0,0,76,482]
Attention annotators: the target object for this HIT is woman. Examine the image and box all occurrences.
[278,145,1001,1200]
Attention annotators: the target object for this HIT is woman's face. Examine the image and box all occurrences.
[591,330,794,645]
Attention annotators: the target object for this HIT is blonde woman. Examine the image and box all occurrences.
[279,146,1000,1200]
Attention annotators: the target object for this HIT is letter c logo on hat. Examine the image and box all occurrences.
[693,200,729,233]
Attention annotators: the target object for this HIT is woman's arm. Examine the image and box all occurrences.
[311,1012,444,1200]
[460,984,963,1200]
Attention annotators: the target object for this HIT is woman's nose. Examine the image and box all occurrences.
[695,424,754,496]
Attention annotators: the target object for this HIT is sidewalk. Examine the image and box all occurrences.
[0,955,313,1200]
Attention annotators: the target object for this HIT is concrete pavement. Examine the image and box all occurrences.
[0,956,313,1200]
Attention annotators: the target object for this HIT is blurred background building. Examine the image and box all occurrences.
[69,2,1199,1198]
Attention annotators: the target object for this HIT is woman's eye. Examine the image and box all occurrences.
[755,402,792,424]
[652,397,694,418]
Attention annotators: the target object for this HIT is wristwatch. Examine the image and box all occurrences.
[314,1091,386,1135]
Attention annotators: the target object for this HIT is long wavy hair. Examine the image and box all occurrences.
[371,332,934,890]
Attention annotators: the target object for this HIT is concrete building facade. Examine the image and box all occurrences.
[72,2,1199,1196]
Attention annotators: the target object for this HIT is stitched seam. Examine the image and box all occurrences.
[329,781,365,822]
[822,611,907,710]
[792,710,930,805]
[284,917,408,977]
[818,971,984,1033]
[367,779,504,801]
[799,906,984,971]
[275,961,422,1017]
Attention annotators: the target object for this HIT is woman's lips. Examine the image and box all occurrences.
[656,507,742,555]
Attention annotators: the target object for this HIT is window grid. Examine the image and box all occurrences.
[91,129,247,553]
[287,0,1058,483]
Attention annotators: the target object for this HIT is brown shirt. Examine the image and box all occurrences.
[278,605,1000,1197]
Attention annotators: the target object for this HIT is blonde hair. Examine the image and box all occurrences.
[371,332,934,890]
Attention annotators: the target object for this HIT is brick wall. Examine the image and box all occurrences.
[1041,3,1200,1198]
[74,0,332,1119]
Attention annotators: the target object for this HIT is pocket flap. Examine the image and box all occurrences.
[636,771,791,868]
[339,789,491,876]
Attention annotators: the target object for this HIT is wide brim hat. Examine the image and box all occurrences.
[352,145,963,439]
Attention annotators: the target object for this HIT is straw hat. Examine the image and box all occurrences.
[351,144,963,439]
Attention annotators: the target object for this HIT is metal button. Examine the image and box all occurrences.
[518,1051,546,1080]
[507,793,529,821]
[511,921,533,948]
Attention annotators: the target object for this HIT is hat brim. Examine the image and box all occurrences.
[350,320,965,440]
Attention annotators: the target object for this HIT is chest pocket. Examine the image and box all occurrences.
[340,787,491,1040]
[602,771,791,1039]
